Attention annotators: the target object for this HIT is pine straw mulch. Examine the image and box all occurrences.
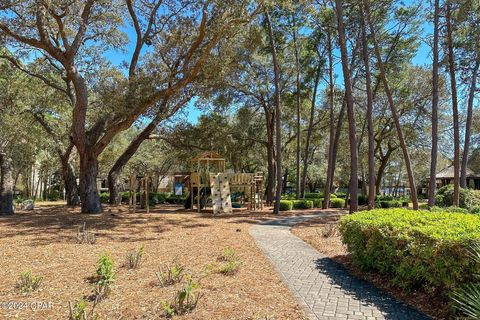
[0,204,309,320]
[291,212,451,320]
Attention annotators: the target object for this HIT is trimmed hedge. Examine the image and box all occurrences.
[279,200,293,211]
[312,198,323,208]
[376,200,402,208]
[435,185,480,210]
[292,200,313,210]
[339,209,480,300]
[305,192,323,199]
[165,194,187,204]
[330,198,345,208]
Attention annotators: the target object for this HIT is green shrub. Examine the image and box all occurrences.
[17,270,42,294]
[165,194,187,204]
[339,209,480,302]
[358,194,368,206]
[156,262,184,287]
[281,194,296,200]
[375,195,394,201]
[94,254,115,300]
[435,185,480,210]
[430,206,469,214]
[99,193,110,204]
[292,200,313,210]
[376,200,402,208]
[334,192,346,199]
[330,198,345,208]
[161,277,201,318]
[470,206,480,214]
[330,194,338,199]
[121,192,130,203]
[312,198,323,208]
[279,200,293,211]
[304,192,323,199]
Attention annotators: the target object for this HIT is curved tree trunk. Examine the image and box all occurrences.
[108,114,163,204]
[63,160,79,206]
[366,3,418,210]
[0,151,14,215]
[429,0,440,206]
[335,0,358,213]
[461,60,479,187]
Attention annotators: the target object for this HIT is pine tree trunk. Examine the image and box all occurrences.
[293,17,301,200]
[335,0,358,213]
[366,3,418,209]
[461,60,479,187]
[446,1,460,206]
[360,1,376,209]
[429,0,440,206]
[265,110,275,205]
[0,151,14,216]
[265,9,283,214]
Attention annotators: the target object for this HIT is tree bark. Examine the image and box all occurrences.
[265,9,283,214]
[265,108,276,205]
[461,59,479,187]
[62,159,79,206]
[445,1,460,206]
[323,31,337,209]
[78,153,102,213]
[108,113,164,204]
[360,1,376,209]
[366,3,418,210]
[335,0,359,213]
[0,151,14,215]
[301,52,322,198]
[293,15,301,200]
[429,0,440,206]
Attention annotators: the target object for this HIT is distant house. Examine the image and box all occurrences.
[435,166,480,189]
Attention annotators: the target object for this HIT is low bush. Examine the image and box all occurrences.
[330,198,345,208]
[279,200,293,211]
[292,200,313,210]
[281,194,296,200]
[68,299,98,320]
[165,194,187,204]
[99,192,110,204]
[358,194,368,206]
[376,200,402,208]
[435,185,480,210]
[330,194,338,199]
[17,270,42,294]
[304,192,323,199]
[161,277,201,318]
[375,195,394,201]
[335,192,346,199]
[470,206,480,214]
[339,209,480,303]
[312,198,323,208]
[430,206,469,214]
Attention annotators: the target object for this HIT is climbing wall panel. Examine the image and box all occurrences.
[209,173,232,214]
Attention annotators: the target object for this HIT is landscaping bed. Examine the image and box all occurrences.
[0,205,306,319]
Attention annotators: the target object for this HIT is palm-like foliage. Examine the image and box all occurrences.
[452,242,480,319]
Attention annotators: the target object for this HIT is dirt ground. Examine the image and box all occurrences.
[291,213,450,320]
[0,204,308,320]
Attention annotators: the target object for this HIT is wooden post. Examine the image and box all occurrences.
[146,175,150,214]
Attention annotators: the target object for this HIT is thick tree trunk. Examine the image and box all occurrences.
[265,110,275,205]
[429,0,440,207]
[461,60,479,187]
[335,0,358,213]
[360,2,376,209]
[301,55,322,198]
[265,9,283,214]
[446,2,460,206]
[63,161,79,206]
[79,153,102,213]
[0,152,14,215]
[366,4,418,210]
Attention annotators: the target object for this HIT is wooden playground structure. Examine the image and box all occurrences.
[189,152,264,214]
[128,173,151,213]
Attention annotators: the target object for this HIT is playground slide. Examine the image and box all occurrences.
[209,173,233,214]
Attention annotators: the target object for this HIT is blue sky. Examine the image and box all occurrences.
[105,3,434,125]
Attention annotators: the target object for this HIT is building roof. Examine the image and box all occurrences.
[436,165,480,179]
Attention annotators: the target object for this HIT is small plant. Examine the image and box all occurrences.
[161,277,201,318]
[155,262,184,287]
[278,200,293,211]
[68,299,98,320]
[216,247,240,275]
[125,245,144,269]
[76,222,96,244]
[94,254,115,300]
[17,270,42,294]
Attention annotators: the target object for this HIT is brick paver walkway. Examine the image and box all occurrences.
[250,213,430,320]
